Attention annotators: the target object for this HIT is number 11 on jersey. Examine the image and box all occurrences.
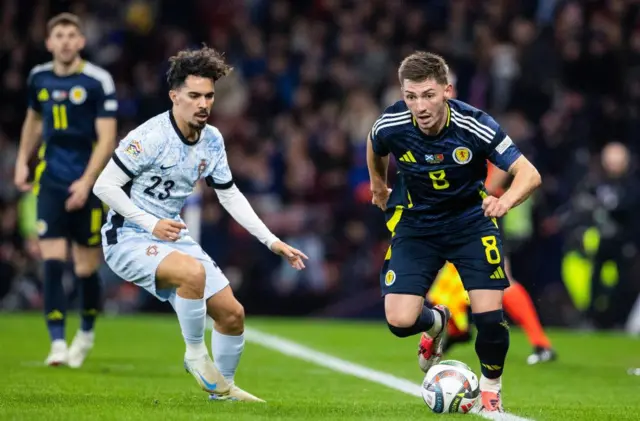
[52,104,68,130]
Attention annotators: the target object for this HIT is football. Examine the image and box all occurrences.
[421,360,480,414]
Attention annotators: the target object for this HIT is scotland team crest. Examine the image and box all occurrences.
[452,147,472,165]
[69,85,87,104]
[385,270,396,286]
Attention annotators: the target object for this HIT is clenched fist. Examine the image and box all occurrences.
[482,195,511,218]
[371,185,392,211]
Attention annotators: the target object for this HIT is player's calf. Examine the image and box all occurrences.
[73,245,103,334]
[207,286,246,386]
[40,239,68,346]
[473,309,509,412]
[157,252,229,394]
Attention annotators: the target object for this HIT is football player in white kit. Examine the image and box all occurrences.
[93,46,307,402]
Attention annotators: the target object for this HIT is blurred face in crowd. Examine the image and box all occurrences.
[46,24,85,66]
[170,75,215,132]
[601,142,630,178]
[402,78,453,135]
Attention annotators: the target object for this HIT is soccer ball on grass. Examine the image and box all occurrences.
[420,360,479,414]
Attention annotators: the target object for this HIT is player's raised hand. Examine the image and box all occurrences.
[14,162,32,192]
[66,178,93,211]
[482,195,510,218]
[371,186,392,211]
[153,219,186,242]
[270,241,308,270]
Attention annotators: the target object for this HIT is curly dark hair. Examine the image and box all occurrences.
[166,45,233,89]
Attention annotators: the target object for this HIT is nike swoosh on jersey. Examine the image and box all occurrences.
[160,164,177,170]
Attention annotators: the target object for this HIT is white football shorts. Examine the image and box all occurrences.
[103,229,229,303]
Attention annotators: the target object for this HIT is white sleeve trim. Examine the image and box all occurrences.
[93,160,159,233]
[215,184,280,249]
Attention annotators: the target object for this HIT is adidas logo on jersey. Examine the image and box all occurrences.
[489,267,506,279]
[398,151,417,163]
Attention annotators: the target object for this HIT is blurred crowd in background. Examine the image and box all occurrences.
[1,0,639,331]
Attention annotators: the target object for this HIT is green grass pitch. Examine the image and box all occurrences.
[1,313,639,420]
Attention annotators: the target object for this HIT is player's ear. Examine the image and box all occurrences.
[169,90,178,105]
[45,36,53,53]
[443,84,453,100]
[77,34,86,50]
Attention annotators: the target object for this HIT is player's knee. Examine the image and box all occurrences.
[386,309,418,329]
[74,265,97,278]
[74,259,100,278]
[182,261,206,294]
[219,303,245,334]
[473,310,510,345]
[72,246,102,277]
[386,308,420,337]
[171,256,206,296]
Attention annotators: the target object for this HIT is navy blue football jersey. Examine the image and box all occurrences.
[27,61,117,190]
[370,99,521,236]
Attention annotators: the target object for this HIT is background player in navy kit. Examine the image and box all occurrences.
[13,13,117,368]
[367,52,541,413]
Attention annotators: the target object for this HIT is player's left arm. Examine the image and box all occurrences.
[207,146,308,270]
[66,73,118,211]
[498,155,541,210]
[480,117,541,218]
[83,117,117,185]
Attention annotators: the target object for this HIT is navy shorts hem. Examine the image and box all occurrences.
[464,282,509,291]
[380,288,428,298]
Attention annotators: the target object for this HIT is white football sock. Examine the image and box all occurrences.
[211,328,245,383]
[426,309,443,337]
[480,375,502,392]
[174,295,208,359]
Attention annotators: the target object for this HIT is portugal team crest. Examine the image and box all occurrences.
[452,147,472,165]
[146,245,158,256]
[197,159,207,178]
[69,85,87,104]
[384,270,396,286]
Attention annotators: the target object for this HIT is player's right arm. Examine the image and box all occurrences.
[15,69,45,191]
[93,136,184,241]
[366,130,391,211]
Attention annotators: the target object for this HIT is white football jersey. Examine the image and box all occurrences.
[102,111,232,244]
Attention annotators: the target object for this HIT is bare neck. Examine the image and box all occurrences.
[53,57,83,76]
[172,109,200,142]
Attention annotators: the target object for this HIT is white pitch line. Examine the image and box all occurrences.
[245,327,534,421]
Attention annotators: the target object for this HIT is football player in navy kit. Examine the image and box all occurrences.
[14,13,117,368]
[367,51,541,412]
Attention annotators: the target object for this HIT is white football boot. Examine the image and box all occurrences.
[209,384,266,402]
[45,339,68,366]
[68,330,95,368]
[418,305,451,373]
[184,354,230,395]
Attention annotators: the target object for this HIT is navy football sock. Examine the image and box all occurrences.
[388,305,435,337]
[78,272,101,332]
[43,260,66,341]
[473,310,510,379]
